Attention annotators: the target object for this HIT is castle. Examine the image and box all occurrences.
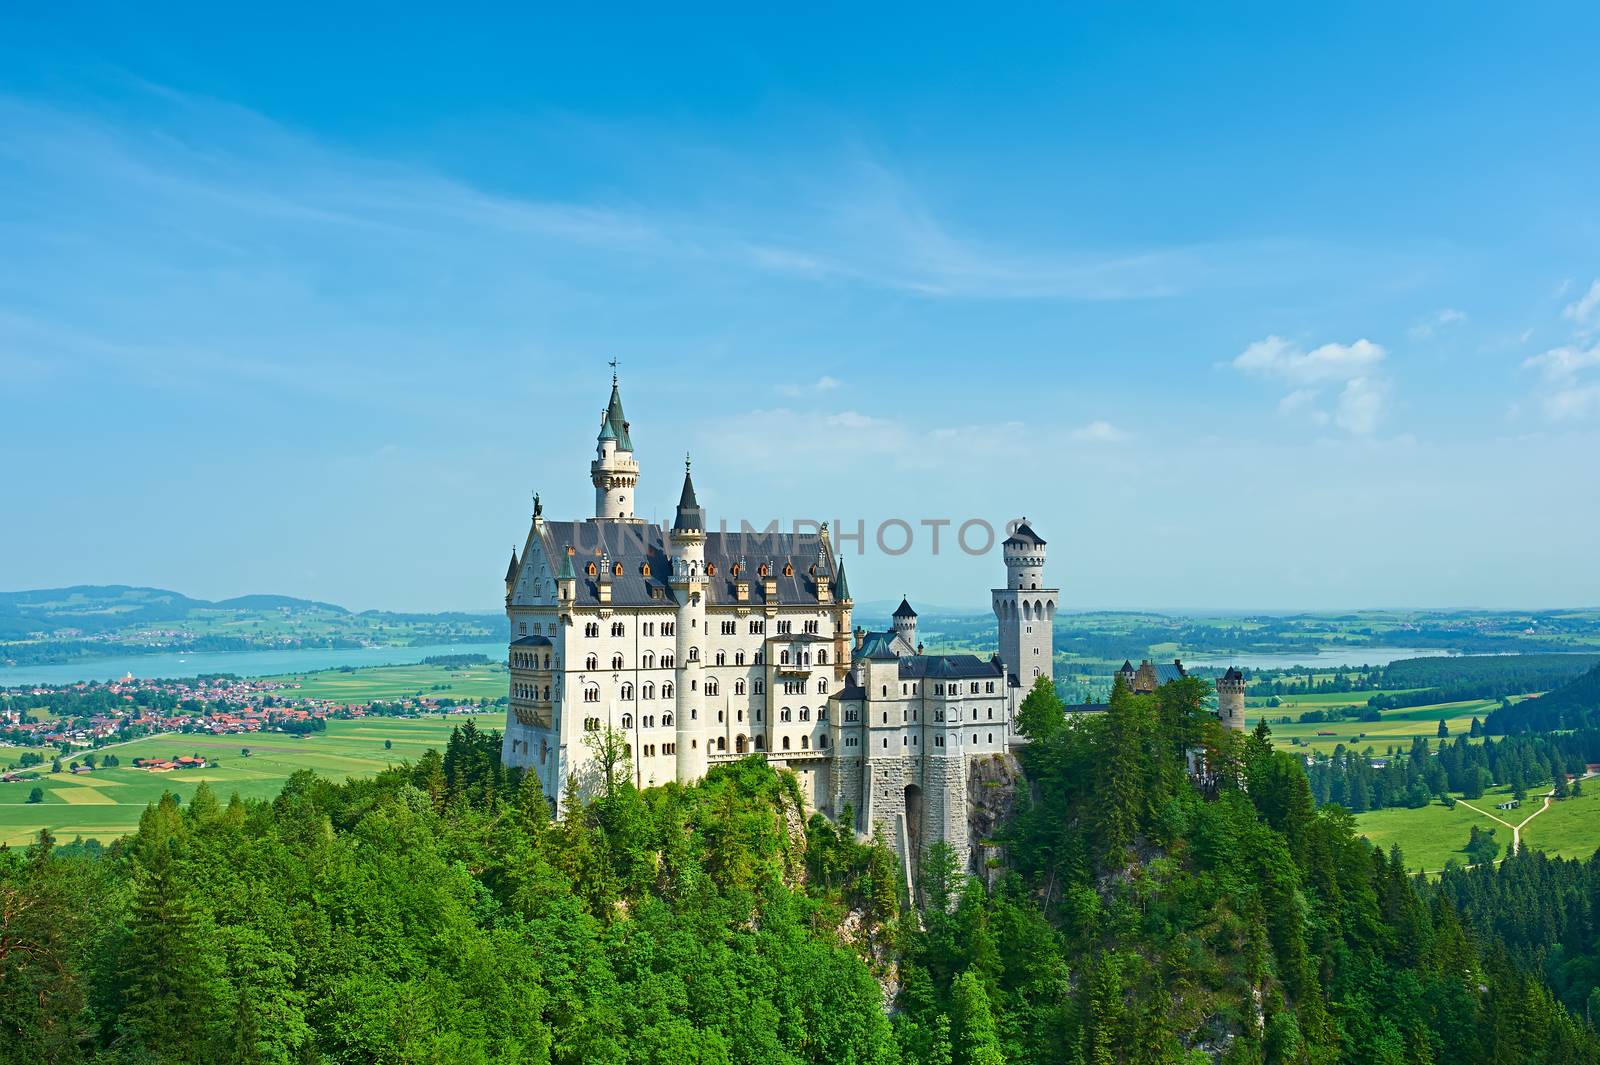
[501,375,1242,870]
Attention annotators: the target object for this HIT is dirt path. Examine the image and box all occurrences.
[1457,774,1586,850]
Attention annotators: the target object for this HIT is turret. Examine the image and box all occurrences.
[504,548,519,600]
[670,458,708,782]
[833,557,854,676]
[992,518,1059,683]
[591,373,640,521]
[892,597,918,650]
[1217,666,1247,732]
[556,545,577,604]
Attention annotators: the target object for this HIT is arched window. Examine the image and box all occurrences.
[611,621,624,637]
[801,735,809,750]
[688,646,699,662]
[642,682,655,700]
[706,679,719,696]
[818,649,828,664]
[819,734,829,749]
[754,737,765,750]
[716,736,726,751]
[662,682,674,698]
[586,562,597,576]
[585,654,598,671]
[611,654,624,670]
[816,679,828,694]
[585,622,599,638]
[783,562,793,576]
[663,712,674,726]
[642,651,654,668]
[620,683,634,699]
[734,679,746,695]
[621,713,633,729]
[584,687,600,704]
[780,650,790,665]
[661,654,674,669]
[782,736,791,750]
[736,735,748,753]
[715,650,726,666]
[542,654,550,669]
[754,680,764,695]
[799,707,811,721]
[735,650,746,665]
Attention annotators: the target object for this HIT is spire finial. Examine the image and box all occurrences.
[685,452,692,474]
[609,357,619,385]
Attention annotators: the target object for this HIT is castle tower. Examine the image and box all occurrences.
[892,597,918,650]
[670,458,708,782]
[992,519,1058,683]
[591,374,640,521]
[1217,666,1247,732]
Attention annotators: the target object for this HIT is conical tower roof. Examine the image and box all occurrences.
[893,597,917,619]
[834,558,852,602]
[672,458,704,532]
[603,376,632,451]
[504,548,519,584]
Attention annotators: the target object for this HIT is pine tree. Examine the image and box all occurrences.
[1016,675,1067,741]
[950,970,1005,1065]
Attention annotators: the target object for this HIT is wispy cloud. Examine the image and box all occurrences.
[778,374,842,397]
[1408,307,1466,340]
[1069,420,1130,443]
[1562,279,1600,328]
[1522,343,1600,422]
[1232,335,1390,435]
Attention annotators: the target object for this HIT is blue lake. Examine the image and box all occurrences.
[0,641,506,687]
[1181,646,1452,671]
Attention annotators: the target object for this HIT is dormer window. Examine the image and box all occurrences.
[783,563,793,577]
[731,562,741,577]
[758,563,769,578]
[586,562,597,577]
[641,562,651,577]
[613,563,624,577]
[706,563,717,576]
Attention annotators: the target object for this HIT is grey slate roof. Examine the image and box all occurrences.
[511,635,552,647]
[536,520,837,609]
[857,630,902,660]
[899,654,1004,681]
[1003,520,1046,547]
[892,597,918,618]
[1222,665,1244,681]
[1156,660,1188,685]
[504,549,519,583]
[672,467,704,532]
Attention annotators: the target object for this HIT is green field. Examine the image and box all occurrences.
[1352,785,1524,873]
[1262,698,1497,757]
[0,712,504,846]
[1521,786,1600,862]
[266,661,509,702]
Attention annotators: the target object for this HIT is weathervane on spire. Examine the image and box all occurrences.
[609,357,619,384]
[685,452,692,473]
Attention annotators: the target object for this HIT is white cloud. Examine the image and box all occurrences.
[1408,307,1466,340]
[1562,280,1600,326]
[1522,343,1600,422]
[1334,377,1389,436]
[1068,420,1130,443]
[1233,335,1390,435]
[779,374,842,397]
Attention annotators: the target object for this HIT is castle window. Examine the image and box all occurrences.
[819,735,829,749]
[735,679,746,695]
[643,651,655,668]
[706,563,716,576]
[612,654,624,670]
[614,563,624,577]
[881,685,887,697]
[706,680,719,696]
[817,649,827,664]
[715,651,726,665]
[664,712,674,726]
[519,622,527,635]
[663,622,675,636]
[780,650,790,665]
[661,654,674,668]
[721,621,735,635]
[801,735,809,750]
[735,650,745,665]
[882,711,888,724]
[643,682,655,699]
[641,562,651,577]
[643,622,653,636]
[987,708,994,719]
[731,562,741,577]
[754,737,765,750]
[817,679,828,694]
[586,562,597,577]
[988,733,993,743]
[612,622,625,637]
[663,682,674,698]
[882,738,888,749]
[717,736,726,751]
[782,737,791,750]
[585,654,598,671]
[783,563,793,577]
[585,622,599,638]
[754,651,763,665]
[758,563,769,577]
[621,714,633,729]
[986,682,995,693]
[717,709,724,722]
[652,587,664,600]
[688,646,699,662]
[754,680,764,695]
[799,707,811,721]
[749,620,764,634]
[621,683,634,700]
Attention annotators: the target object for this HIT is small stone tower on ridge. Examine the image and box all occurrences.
[1217,666,1247,732]
[992,519,1058,683]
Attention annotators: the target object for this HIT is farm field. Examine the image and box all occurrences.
[1353,784,1523,873]
[1520,786,1600,862]
[0,711,504,846]
[1263,697,1499,757]
[266,661,508,702]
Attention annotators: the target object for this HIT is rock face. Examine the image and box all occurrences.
[966,751,1025,884]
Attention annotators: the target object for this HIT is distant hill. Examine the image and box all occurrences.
[0,585,507,667]
[1487,662,1600,734]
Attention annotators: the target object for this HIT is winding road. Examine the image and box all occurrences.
[1457,770,1594,852]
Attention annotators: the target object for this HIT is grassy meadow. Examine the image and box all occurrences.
[0,711,504,846]
[265,660,508,702]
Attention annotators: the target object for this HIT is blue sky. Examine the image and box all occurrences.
[3,5,1598,612]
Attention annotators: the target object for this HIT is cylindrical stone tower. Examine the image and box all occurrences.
[671,459,708,781]
[1217,666,1247,732]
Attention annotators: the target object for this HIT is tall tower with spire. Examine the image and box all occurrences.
[591,372,640,521]
[991,518,1059,684]
[670,457,708,782]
